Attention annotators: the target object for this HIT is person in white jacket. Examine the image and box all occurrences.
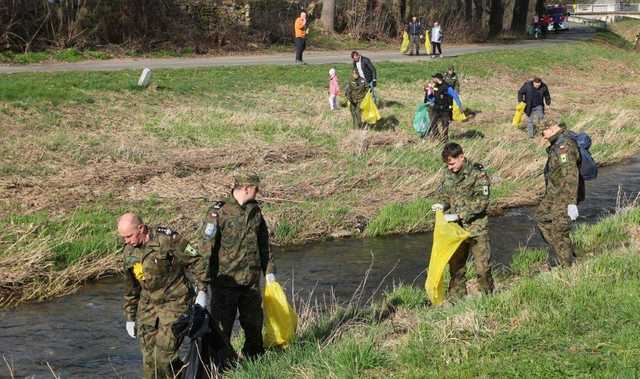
[431,21,443,57]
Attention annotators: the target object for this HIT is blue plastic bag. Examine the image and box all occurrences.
[413,103,430,137]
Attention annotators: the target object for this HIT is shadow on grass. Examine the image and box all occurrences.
[373,115,399,131]
[452,129,485,139]
[378,100,403,109]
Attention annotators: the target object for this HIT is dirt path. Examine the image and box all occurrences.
[0,27,594,74]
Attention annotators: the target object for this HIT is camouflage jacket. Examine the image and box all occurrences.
[443,72,460,92]
[123,226,209,322]
[436,159,491,236]
[539,130,581,214]
[199,197,274,288]
[345,77,368,105]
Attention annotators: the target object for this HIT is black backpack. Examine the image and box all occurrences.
[567,131,598,181]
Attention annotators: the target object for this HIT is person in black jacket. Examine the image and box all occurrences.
[351,51,378,103]
[407,16,423,56]
[518,77,551,138]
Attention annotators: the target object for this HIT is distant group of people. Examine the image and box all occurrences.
[405,16,444,57]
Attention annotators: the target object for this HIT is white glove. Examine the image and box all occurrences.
[431,203,444,212]
[567,204,579,221]
[266,273,276,283]
[444,214,459,222]
[126,321,136,339]
[195,291,208,308]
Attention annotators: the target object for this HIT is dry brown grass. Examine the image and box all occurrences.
[0,224,120,307]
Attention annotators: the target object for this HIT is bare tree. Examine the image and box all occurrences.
[511,0,529,33]
[488,0,504,38]
[321,0,335,32]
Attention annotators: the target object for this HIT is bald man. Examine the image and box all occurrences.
[118,213,209,378]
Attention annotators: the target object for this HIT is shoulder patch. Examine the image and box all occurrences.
[156,226,177,237]
[185,244,199,257]
[560,153,568,163]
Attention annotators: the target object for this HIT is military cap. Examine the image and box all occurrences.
[233,172,261,188]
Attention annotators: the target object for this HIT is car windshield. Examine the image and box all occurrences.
[546,7,565,16]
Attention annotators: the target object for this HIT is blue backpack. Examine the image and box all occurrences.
[567,131,598,181]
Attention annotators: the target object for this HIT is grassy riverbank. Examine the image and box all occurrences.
[1,34,640,306]
[227,205,640,378]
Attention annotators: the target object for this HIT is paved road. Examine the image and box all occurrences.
[0,27,594,74]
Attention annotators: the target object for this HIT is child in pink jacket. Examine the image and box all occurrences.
[328,68,339,110]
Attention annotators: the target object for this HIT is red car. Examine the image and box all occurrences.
[544,4,569,31]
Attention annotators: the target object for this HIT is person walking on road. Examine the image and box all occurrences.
[294,11,307,64]
[518,77,551,138]
[432,143,494,299]
[198,173,275,362]
[351,50,378,104]
[536,120,583,268]
[408,16,423,56]
[431,21,443,57]
[118,213,210,379]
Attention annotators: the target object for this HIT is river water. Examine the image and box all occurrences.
[1,157,639,378]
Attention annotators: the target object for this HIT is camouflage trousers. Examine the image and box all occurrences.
[536,204,576,267]
[448,233,494,297]
[137,310,184,379]
[211,286,265,360]
[350,102,363,129]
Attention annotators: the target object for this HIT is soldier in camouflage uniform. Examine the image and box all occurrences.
[536,120,582,267]
[118,213,209,379]
[442,66,460,93]
[198,172,274,361]
[345,69,369,129]
[432,143,494,298]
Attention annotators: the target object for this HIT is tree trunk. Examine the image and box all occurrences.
[473,0,484,24]
[535,0,544,17]
[321,0,335,32]
[465,0,473,22]
[510,0,529,33]
[488,0,504,38]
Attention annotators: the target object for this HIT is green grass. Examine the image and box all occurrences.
[365,198,434,237]
[226,207,640,378]
[0,48,112,64]
[0,196,172,267]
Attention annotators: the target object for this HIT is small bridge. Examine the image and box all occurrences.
[571,3,640,22]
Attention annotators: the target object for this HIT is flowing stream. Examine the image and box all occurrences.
[1,157,639,378]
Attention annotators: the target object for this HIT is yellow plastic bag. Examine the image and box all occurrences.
[263,281,297,348]
[400,31,410,53]
[360,90,381,125]
[452,103,467,122]
[512,102,526,128]
[424,31,432,55]
[425,210,470,305]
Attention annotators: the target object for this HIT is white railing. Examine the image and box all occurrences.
[574,3,640,13]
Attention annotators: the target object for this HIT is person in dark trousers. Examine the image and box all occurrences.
[425,73,463,143]
[518,77,551,138]
[294,11,307,64]
[407,16,423,56]
[351,50,378,104]
[430,21,443,57]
